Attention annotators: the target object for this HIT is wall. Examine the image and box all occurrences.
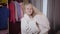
[30,0,43,12]
[47,0,60,34]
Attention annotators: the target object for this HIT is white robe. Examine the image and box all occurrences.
[21,14,50,34]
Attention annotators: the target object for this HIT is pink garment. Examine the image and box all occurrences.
[14,1,18,21]
[20,5,24,20]
[18,5,23,20]
[9,2,16,23]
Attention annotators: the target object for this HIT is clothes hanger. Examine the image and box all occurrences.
[0,5,2,7]
[0,3,2,6]
[0,3,7,7]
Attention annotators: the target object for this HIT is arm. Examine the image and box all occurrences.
[21,18,27,34]
[36,15,50,34]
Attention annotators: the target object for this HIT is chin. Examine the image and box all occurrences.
[29,13,31,15]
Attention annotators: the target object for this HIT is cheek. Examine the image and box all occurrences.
[26,9,29,13]
[29,10,33,14]
[27,10,32,13]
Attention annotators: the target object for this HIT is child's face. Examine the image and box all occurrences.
[25,4,33,15]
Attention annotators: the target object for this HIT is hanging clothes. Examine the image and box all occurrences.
[0,6,9,29]
[14,2,24,34]
[9,1,16,23]
[20,3,24,20]
[14,1,21,21]
[14,1,24,21]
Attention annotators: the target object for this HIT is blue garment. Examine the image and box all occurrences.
[0,6,9,29]
[14,1,21,18]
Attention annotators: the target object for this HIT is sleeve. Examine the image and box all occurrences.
[35,15,50,34]
[21,18,27,34]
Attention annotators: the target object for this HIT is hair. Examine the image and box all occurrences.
[24,3,43,17]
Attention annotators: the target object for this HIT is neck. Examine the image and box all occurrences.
[28,14,33,18]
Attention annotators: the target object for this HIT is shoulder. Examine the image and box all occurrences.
[21,17,25,21]
[34,14,48,21]
[34,14,44,19]
[21,16,27,22]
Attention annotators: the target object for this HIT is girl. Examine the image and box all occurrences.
[21,3,50,34]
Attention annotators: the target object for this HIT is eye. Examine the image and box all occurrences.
[27,8,29,10]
